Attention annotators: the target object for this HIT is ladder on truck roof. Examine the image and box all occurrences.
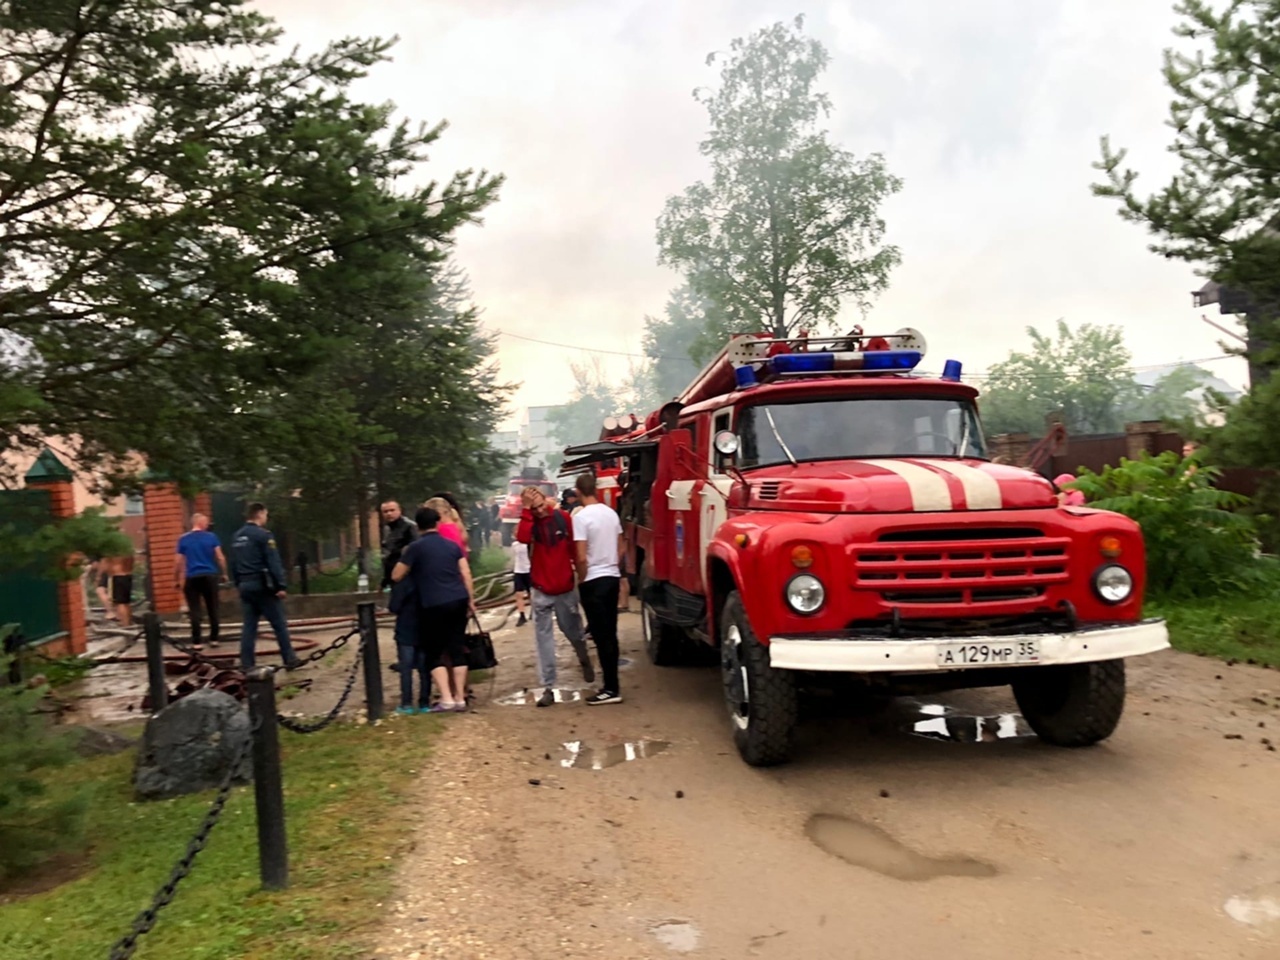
[676,327,931,407]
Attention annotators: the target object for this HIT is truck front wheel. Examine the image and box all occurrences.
[720,591,797,766]
[1012,659,1126,747]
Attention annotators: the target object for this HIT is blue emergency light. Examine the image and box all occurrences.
[769,349,923,376]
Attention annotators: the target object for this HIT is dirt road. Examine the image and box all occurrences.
[372,608,1280,960]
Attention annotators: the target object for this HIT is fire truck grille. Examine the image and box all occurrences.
[851,529,1069,604]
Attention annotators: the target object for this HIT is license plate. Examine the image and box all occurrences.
[935,639,1040,667]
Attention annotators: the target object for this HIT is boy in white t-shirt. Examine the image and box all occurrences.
[511,540,531,627]
[572,471,624,705]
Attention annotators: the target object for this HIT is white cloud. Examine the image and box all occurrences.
[252,0,1250,431]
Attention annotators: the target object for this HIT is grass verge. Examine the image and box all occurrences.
[1150,593,1280,668]
[0,714,439,959]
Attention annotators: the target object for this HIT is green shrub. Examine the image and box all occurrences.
[1071,451,1263,599]
[0,644,87,882]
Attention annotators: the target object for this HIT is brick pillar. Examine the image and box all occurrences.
[144,480,185,614]
[193,492,212,518]
[24,449,87,656]
[1125,421,1164,461]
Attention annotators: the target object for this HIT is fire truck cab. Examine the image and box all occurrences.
[562,329,1169,766]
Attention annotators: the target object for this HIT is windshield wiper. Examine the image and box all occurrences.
[764,407,797,466]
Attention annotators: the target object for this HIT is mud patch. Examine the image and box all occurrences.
[650,920,700,953]
[561,739,669,769]
[805,813,996,881]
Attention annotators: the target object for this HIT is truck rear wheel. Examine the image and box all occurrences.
[642,600,688,666]
[500,524,513,547]
[1012,659,1126,747]
[720,591,796,766]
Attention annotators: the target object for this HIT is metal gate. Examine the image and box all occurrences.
[0,488,62,644]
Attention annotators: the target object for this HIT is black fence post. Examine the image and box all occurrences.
[358,600,383,722]
[143,612,168,713]
[246,667,289,890]
[296,552,309,596]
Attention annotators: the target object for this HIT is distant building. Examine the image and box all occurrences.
[519,405,564,471]
[487,430,521,459]
[1132,363,1242,425]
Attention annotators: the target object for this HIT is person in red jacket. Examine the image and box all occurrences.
[516,485,594,707]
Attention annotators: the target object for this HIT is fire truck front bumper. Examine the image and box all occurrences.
[767,619,1169,673]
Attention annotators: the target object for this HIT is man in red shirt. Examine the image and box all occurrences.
[516,485,594,707]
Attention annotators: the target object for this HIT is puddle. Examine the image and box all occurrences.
[1225,883,1280,930]
[805,813,996,881]
[912,713,1031,743]
[560,739,669,769]
[493,688,582,706]
[904,701,1033,743]
[650,920,700,953]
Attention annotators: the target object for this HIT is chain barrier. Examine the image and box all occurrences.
[107,721,256,960]
[276,633,366,734]
[91,629,145,665]
[161,631,229,669]
[276,627,359,672]
[159,626,359,673]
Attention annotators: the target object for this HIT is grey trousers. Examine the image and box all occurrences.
[531,587,588,687]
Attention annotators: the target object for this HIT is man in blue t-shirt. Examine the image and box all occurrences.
[175,513,228,646]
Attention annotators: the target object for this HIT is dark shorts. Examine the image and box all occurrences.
[97,572,110,590]
[416,598,469,670]
[110,575,133,605]
[513,572,532,593]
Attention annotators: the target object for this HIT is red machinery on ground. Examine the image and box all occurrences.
[560,328,1168,766]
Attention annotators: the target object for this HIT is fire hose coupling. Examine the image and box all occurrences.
[785,573,825,614]
[1092,564,1134,604]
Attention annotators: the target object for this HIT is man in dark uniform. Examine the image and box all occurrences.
[231,502,299,670]
[379,500,417,590]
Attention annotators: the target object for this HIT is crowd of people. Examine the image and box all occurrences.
[83,477,629,714]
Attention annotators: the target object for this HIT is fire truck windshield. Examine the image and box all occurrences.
[737,397,987,468]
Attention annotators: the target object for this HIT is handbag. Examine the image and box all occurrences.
[464,614,498,671]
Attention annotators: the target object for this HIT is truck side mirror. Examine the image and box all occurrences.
[714,431,739,456]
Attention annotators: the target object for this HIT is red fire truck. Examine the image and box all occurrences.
[561,329,1169,766]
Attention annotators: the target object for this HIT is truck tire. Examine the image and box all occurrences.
[1012,659,1126,747]
[501,524,512,547]
[642,600,687,666]
[720,591,797,766]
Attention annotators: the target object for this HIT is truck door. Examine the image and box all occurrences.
[666,419,704,594]
[699,407,735,590]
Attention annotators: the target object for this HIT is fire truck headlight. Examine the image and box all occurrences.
[1093,564,1134,604]
[785,574,825,614]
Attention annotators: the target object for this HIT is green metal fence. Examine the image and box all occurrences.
[0,488,62,644]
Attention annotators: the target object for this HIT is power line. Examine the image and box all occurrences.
[495,329,688,362]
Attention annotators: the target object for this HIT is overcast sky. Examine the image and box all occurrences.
[255,0,1246,428]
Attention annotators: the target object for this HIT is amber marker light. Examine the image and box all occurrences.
[734,533,750,548]
[1099,535,1123,559]
[791,545,814,568]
